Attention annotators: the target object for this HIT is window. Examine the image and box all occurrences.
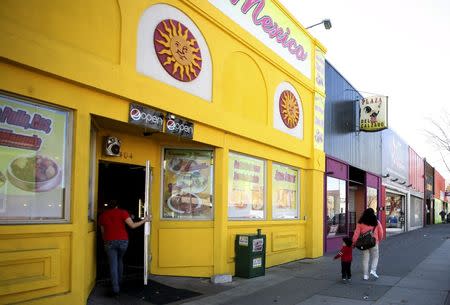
[409,196,423,227]
[386,193,404,228]
[162,149,213,220]
[228,152,265,220]
[367,187,378,212]
[272,163,299,219]
[0,94,72,223]
[326,177,346,236]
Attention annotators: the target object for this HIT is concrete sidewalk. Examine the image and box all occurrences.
[88,224,450,305]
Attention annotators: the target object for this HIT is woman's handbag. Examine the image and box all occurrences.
[355,227,376,250]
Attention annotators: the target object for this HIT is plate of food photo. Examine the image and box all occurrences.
[173,171,208,194]
[167,192,202,214]
[0,170,6,189]
[7,154,62,192]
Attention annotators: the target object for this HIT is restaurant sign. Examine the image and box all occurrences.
[128,103,164,132]
[165,114,194,139]
[209,0,312,78]
[359,96,388,132]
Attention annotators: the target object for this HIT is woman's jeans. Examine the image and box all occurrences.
[104,240,128,293]
[362,243,379,276]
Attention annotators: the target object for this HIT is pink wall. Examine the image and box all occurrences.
[409,147,424,193]
[434,170,445,200]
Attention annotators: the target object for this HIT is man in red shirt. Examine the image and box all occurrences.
[99,200,149,296]
[334,237,353,283]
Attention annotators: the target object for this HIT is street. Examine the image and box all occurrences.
[89,224,450,305]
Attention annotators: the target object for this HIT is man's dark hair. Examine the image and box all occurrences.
[109,199,120,208]
[358,208,378,226]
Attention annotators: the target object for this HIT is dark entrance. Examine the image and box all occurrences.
[96,161,146,282]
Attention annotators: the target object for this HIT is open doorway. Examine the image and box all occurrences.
[348,183,365,237]
[96,161,146,282]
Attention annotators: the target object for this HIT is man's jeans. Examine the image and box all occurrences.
[104,240,128,293]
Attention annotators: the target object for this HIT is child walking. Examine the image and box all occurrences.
[334,237,353,283]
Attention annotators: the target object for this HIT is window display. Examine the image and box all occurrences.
[228,152,265,219]
[162,149,213,220]
[367,187,378,212]
[0,95,72,223]
[409,196,423,227]
[327,177,346,236]
[385,193,405,229]
[272,163,299,219]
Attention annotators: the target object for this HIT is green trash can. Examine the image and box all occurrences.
[235,229,266,278]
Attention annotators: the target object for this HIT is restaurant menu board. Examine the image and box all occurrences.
[162,149,213,219]
[0,96,69,221]
[272,163,299,219]
[228,153,265,219]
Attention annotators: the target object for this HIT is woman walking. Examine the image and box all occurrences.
[352,208,384,280]
[99,200,150,296]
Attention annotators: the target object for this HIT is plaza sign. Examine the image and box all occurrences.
[359,96,388,132]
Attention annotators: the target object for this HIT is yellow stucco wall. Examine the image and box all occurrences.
[0,0,326,304]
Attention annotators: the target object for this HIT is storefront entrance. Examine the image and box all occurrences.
[385,192,406,236]
[96,161,146,282]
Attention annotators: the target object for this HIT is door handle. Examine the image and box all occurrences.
[138,198,144,219]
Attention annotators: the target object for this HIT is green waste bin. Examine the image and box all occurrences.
[234,229,266,278]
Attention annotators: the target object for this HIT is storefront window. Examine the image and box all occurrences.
[0,94,72,223]
[386,193,405,230]
[367,187,378,212]
[162,149,213,220]
[409,196,423,227]
[272,163,299,219]
[327,177,346,237]
[228,152,265,220]
[434,199,444,224]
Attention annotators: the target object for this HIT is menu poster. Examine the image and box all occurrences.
[272,163,299,219]
[162,149,213,219]
[228,153,265,219]
[0,96,69,221]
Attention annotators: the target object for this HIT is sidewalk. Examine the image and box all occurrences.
[88,224,450,305]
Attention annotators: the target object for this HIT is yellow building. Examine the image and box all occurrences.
[0,0,326,304]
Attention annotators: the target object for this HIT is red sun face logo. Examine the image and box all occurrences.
[279,90,300,129]
[154,19,202,82]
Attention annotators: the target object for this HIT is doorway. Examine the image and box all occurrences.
[96,161,146,281]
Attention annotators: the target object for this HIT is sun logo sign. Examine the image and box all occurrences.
[279,90,300,129]
[154,19,202,82]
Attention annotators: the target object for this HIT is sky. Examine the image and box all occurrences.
[278,0,450,182]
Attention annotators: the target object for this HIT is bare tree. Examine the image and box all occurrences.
[425,109,450,173]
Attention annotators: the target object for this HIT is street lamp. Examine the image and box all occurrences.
[306,19,332,30]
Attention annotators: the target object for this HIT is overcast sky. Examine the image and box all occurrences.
[278,0,450,182]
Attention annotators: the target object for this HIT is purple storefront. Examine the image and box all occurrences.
[324,157,382,252]
[324,61,384,253]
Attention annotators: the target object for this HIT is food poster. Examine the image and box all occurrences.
[228,153,265,219]
[0,96,68,221]
[272,163,299,219]
[162,149,213,219]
